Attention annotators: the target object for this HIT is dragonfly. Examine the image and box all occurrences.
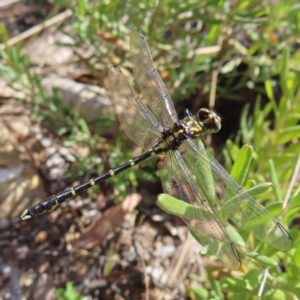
[21,30,292,270]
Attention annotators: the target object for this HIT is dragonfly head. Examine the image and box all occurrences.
[197,108,221,134]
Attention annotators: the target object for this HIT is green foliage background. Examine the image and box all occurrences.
[1,0,299,299]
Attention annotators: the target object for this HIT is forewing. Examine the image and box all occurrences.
[158,150,241,270]
[130,30,178,127]
[183,139,293,252]
[105,65,163,150]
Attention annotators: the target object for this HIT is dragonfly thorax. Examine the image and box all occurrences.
[181,119,204,140]
[158,122,186,151]
[181,108,221,140]
[157,108,222,152]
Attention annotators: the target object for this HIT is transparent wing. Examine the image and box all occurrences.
[182,138,293,252]
[105,65,163,150]
[158,150,241,270]
[130,30,178,127]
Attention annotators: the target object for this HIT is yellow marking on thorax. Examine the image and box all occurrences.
[174,129,184,138]
[155,128,185,152]
[71,188,76,196]
[109,170,115,176]
[166,135,175,143]
[155,141,168,151]
[129,159,135,166]
[183,120,203,138]
[90,179,96,186]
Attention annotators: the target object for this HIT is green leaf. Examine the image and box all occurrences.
[230,39,248,55]
[198,244,210,255]
[77,0,86,15]
[157,194,212,220]
[191,286,209,299]
[208,277,223,300]
[221,58,242,74]
[231,14,268,24]
[266,201,284,216]
[243,269,261,290]
[0,23,9,45]
[221,277,250,293]
[277,126,300,144]
[263,288,292,300]
[246,182,272,197]
[280,48,290,96]
[230,144,253,186]
[268,159,282,202]
[244,179,257,190]
[226,140,243,164]
[286,262,300,281]
[247,252,278,266]
[226,227,245,248]
[265,80,278,114]
[265,80,274,102]
[223,148,233,173]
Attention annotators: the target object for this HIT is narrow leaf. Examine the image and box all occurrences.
[221,58,242,74]
[221,277,249,293]
[268,159,282,202]
[246,182,272,197]
[280,48,289,95]
[277,126,300,144]
[230,144,253,186]
[191,286,209,299]
[265,80,278,114]
[157,194,212,220]
[247,252,278,266]
[226,227,245,247]
[266,201,284,216]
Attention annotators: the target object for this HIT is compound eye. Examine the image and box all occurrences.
[197,108,221,133]
[197,108,210,121]
[211,114,221,132]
